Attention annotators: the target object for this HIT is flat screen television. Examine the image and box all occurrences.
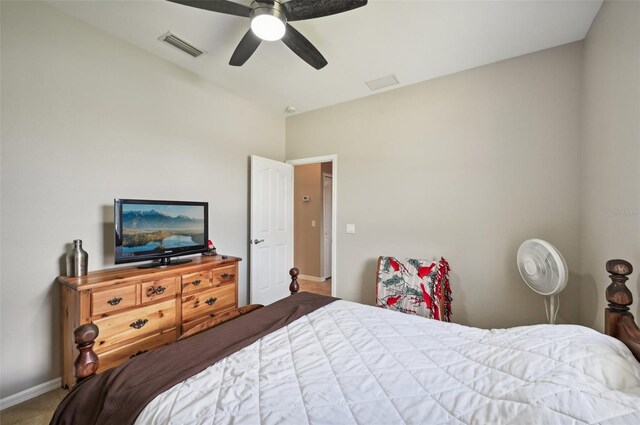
[114,198,208,268]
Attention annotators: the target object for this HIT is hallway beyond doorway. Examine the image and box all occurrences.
[299,278,332,297]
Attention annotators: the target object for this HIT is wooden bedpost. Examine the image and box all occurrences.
[74,323,100,383]
[604,259,640,361]
[289,267,300,294]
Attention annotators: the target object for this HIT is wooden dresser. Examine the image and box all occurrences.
[58,255,240,388]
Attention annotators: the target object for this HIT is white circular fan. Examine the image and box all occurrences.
[517,239,568,324]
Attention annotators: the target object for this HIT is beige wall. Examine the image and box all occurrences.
[294,164,322,277]
[287,43,584,329]
[0,1,284,398]
[580,0,640,329]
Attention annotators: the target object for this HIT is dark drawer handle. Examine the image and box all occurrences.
[107,297,122,306]
[129,349,148,359]
[205,297,217,306]
[146,286,166,297]
[130,319,148,329]
[192,279,201,286]
[220,273,235,279]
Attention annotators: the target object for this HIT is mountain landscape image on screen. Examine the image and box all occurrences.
[121,207,205,253]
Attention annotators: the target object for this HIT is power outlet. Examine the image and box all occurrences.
[346,224,356,234]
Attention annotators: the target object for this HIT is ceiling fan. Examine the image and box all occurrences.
[167,0,368,70]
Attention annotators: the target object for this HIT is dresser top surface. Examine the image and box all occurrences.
[58,255,241,291]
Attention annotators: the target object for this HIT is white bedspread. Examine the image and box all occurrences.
[136,300,640,424]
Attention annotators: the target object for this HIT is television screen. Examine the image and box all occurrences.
[115,199,208,266]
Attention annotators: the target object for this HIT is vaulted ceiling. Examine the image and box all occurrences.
[50,0,602,114]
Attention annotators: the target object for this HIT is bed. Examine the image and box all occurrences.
[51,260,640,424]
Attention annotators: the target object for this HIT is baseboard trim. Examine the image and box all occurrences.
[0,377,61,410]
[298,274,324,282]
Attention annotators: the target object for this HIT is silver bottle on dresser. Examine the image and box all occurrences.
[67,239,88,277]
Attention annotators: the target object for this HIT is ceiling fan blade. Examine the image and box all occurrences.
[282,24,328,70]
[229,30,262,66]
[167,0,251,18]
[283,0,367,22]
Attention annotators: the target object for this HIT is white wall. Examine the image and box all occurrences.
[0,1,284,398]
[580,0,640,329]
[287,43,584,329]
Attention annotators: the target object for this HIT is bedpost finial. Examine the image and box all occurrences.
[74,323,100,383]
[289,267,300,295]
[290,267,299,279]
[606,259,633,277]
[74,323,99,346]
[605,259,633,312]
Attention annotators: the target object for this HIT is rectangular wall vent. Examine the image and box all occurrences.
[159,32,205,58]
[365,74,399,91]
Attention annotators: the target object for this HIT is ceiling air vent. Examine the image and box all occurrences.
[365,74,399,91]
[159,32,205,58]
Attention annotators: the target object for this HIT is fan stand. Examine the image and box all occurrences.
[544,294,560,324]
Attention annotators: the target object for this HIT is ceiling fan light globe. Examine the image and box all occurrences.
[250,3,287,42]
[251,14,286,41]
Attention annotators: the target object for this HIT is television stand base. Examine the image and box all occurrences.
[137,257,192,269]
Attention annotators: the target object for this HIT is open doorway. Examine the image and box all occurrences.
[287,155,337,297]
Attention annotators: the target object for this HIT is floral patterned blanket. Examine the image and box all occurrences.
[376,256,452,321]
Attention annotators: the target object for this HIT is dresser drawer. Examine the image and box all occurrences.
[181,270,212,294]
[182,284,236,323]
[181,305,236,334]
[93,299,176,353]
[212,265,237,286]
[141,277,177,304]
[97,328,177,372]
[92,284,137,316]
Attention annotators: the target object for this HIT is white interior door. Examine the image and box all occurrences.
[322,174,332,280]
[250,155,293,305]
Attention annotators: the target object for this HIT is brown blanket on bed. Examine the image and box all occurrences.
[50,292,338,425]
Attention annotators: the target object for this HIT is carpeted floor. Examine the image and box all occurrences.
[0,388,67,425]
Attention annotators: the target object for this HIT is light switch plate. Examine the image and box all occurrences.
[311,220,316,227]
[346,224,356,234]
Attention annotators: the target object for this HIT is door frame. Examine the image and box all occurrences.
[286,154,337,297]
[321,173,332,281]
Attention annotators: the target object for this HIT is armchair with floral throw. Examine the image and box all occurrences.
[376,256,452,321]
